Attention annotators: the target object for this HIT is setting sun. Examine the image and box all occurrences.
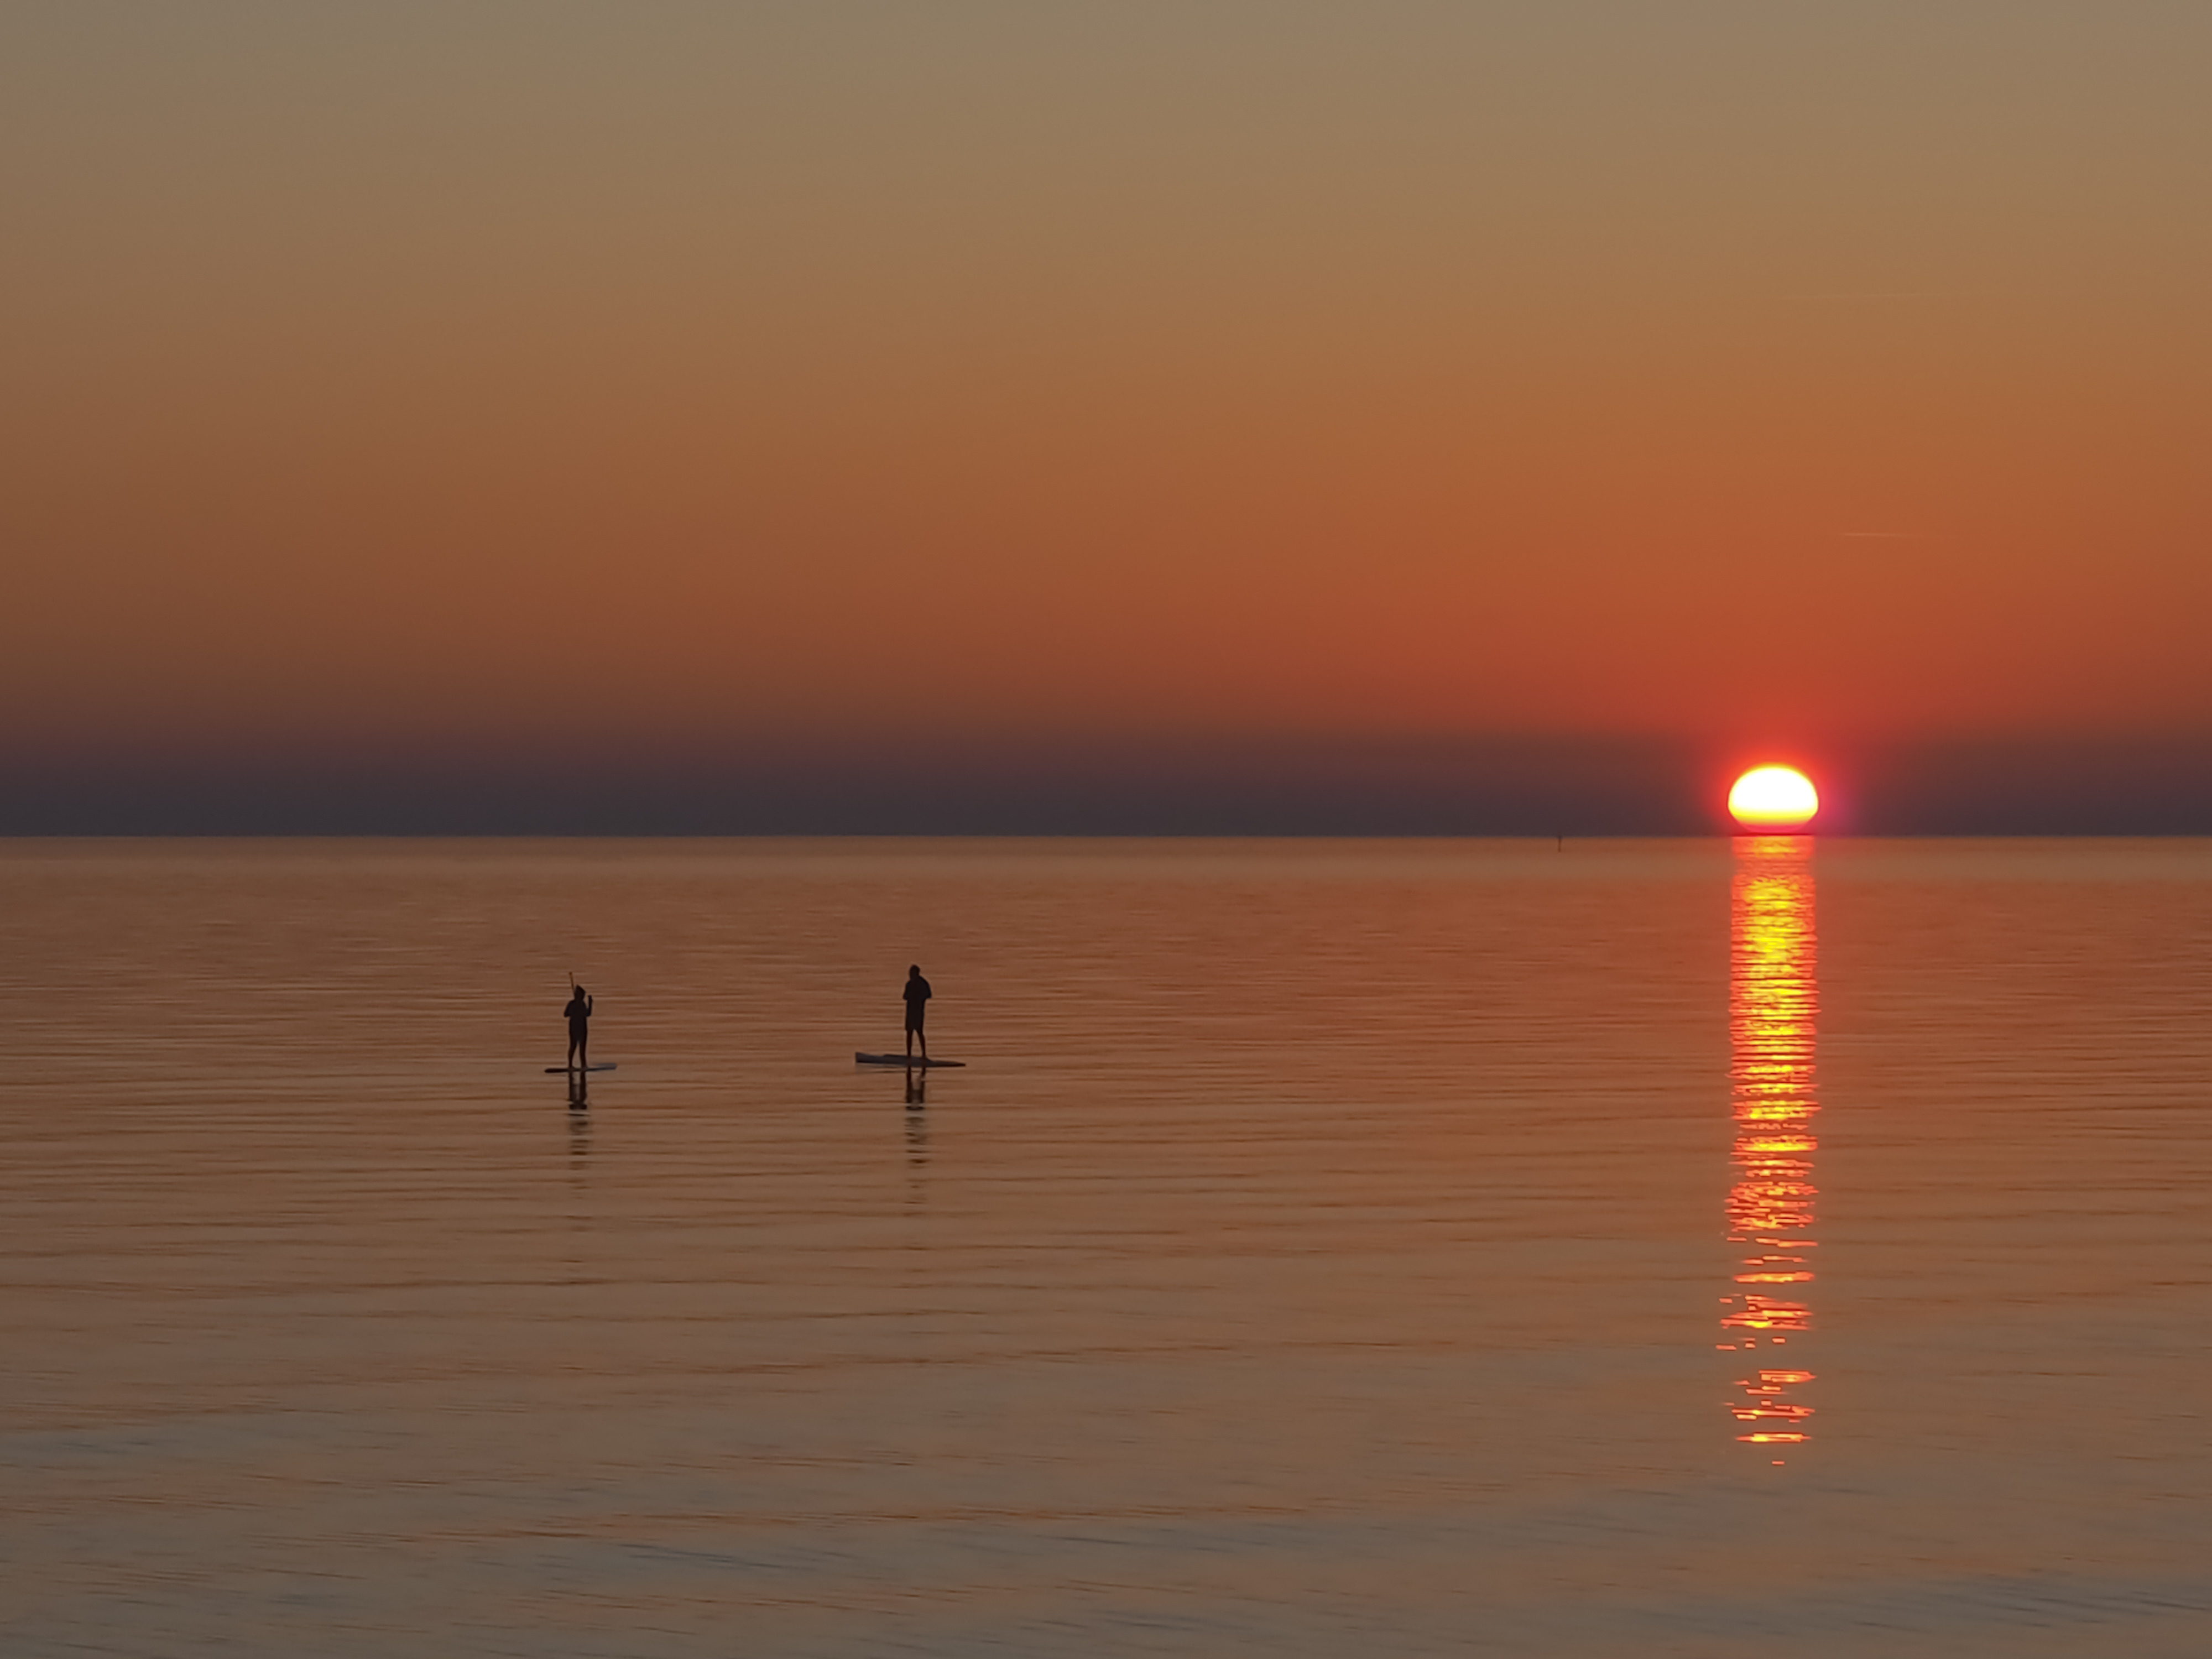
[1729,766,1819,831]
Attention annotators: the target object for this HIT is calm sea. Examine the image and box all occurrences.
[5,837,2211,1657]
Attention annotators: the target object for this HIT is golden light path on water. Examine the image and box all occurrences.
[1721,834,1818,1459]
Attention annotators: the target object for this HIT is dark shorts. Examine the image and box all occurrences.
[904,1009,926,1031]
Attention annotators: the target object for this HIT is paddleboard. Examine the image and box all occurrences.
[545,1063,618,1074]
[855,1052,965,1068]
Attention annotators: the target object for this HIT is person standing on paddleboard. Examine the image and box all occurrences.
[564,984,593,1071]
[902,965,931,1062]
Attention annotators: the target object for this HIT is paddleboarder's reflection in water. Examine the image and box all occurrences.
[564,985,593,1072]
[902,966,931,1062]
[904,1103,929,1213]
[567,1070,589,1111]
[904,1067,927,1109]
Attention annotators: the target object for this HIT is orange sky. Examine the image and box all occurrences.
[7,4,2212,779]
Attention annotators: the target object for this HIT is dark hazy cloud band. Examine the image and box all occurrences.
[9,734,2211,837]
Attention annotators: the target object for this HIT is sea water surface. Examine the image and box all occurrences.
[4,837,2211,1657]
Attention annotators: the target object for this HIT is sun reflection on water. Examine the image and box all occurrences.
[1721,834,1818,1457]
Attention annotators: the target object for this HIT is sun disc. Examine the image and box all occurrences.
[1729,766,1819,831]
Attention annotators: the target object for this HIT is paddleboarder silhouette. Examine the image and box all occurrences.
[902,965,931,1062]
[564,983,593,1072]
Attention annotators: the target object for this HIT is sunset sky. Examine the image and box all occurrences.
[8,4,2212,831]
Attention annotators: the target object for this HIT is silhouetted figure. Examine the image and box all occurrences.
[902,964,931,1062]
[564,985,593,1071]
